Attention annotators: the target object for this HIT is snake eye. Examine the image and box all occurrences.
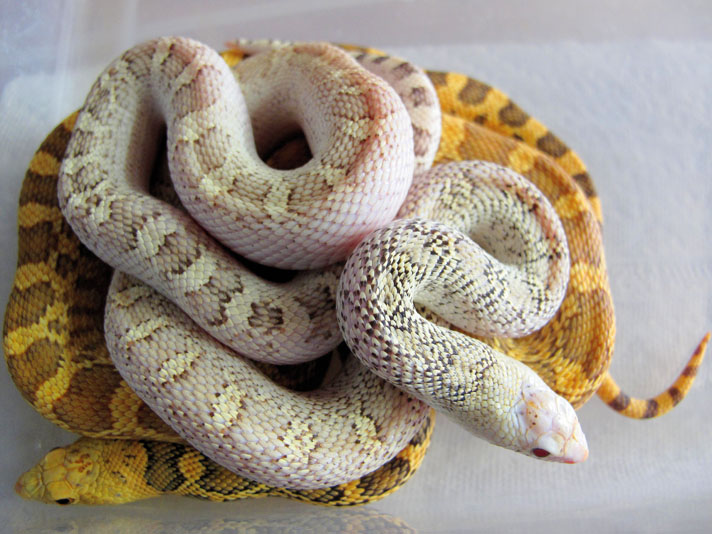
[532,448,551,458]
[55,498,74,505]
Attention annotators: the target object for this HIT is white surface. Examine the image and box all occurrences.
[1,1,711,533]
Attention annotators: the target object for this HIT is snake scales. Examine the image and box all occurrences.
[5,40,709,505]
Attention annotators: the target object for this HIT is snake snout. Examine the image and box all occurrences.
[15,468,40,500]
[515,378,589,463]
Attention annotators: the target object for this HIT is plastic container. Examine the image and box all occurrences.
[2,2,710,532]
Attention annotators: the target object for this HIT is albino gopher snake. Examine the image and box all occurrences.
[5,38,708,506]
[56,36,583,488]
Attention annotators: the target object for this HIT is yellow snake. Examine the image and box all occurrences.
[5,42,708,505]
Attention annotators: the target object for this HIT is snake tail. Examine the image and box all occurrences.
[596,332,709,418]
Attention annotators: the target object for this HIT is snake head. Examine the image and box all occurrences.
[512,377,589,463]
[15,447,80,505]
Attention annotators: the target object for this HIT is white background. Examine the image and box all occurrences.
[1,1,711,532]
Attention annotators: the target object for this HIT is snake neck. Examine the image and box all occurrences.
[337,217,587,461]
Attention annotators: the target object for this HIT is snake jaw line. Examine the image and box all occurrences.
[514,377,589,464]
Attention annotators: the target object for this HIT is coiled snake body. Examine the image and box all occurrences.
[5,39,708,505]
